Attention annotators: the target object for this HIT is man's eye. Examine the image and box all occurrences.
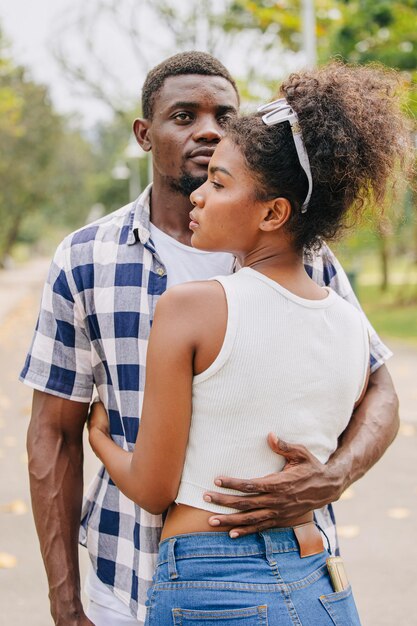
[174,112,193,122]
[218,114,233,126]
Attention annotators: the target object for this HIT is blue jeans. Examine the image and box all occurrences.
[145,529,361,625]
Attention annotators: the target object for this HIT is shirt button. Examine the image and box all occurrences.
[156,268,165,276]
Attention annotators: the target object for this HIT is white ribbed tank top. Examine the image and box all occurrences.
[175,267,369,514]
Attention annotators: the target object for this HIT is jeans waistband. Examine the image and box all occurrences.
[157,529,306,568]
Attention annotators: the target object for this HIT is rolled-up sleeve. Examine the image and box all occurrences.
[319,243,392,373]
[20,239,93,402]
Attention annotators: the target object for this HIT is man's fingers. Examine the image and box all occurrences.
[227,520,280,538]
[204,490,276,509]
[267,432,312,462]
[205,475,279,499]
[208,508,276,531]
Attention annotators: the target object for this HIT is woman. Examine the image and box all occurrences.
[89,63,411,625]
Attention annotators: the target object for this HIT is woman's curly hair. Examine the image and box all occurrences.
[227,62,414,252]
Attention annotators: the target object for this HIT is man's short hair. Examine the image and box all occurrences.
[141,51,239,119]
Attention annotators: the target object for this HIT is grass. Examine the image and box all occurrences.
[357,282,417,345]
[332,249,417,344]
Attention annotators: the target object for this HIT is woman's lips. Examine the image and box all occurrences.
[189,212,199,230]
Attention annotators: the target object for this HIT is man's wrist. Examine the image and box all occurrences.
[51,593,86,625]
[323,454,350,502]
[53,607,87,626]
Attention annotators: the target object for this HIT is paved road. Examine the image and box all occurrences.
[0,259,416,626]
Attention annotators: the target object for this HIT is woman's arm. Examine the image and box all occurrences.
[89,280,227,515]
[89,286,195,514]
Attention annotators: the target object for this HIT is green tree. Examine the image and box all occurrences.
[228,1,417,289]
[0,56,61,263]
[327,0,417,288]
[0,32,98,265]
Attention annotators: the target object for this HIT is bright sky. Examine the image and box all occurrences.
[0,0,306,128]
[0,0,231,126]
[0,0,139,125]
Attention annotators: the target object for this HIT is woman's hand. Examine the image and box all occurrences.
[88,400,110,454]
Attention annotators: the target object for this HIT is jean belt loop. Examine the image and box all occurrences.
[168,538,179,580]
[260,531,277,567]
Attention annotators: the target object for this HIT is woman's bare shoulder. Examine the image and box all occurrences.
[153,280,228,372]
[156,280,226,315]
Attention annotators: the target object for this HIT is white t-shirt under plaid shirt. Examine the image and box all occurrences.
[20,185,392,623]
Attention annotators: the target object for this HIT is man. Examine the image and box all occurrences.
[21,52,398,625]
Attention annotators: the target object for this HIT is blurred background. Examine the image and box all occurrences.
[0,1,416,625]
[0,0,417,331]
[0,0,417,341]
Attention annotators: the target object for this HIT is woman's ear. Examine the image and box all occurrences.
[259,198,292,232]
[133,118,152,152]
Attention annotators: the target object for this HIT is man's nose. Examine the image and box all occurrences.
[193,116,223,143]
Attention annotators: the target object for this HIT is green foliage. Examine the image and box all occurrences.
[0,30,99,264]
[91,112,141,213]
[226,1,417,292]
[357,281,417,342]
[227,0,303,39]
[328,1,417,67]
[227,0,417,70]
[0,55,60,261]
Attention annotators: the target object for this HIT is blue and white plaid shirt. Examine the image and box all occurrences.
[20,185,392,623]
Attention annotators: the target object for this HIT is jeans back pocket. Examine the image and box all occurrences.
[319,587,362,626]
[172,604,268,625]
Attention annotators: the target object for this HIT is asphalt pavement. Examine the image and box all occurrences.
[0,258,416,626]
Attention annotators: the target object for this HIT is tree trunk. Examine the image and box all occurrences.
[413,186,417,264]
[0,210,24,267]
[378,230,389,291]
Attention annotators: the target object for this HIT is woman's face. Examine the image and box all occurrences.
[189,138,266,255]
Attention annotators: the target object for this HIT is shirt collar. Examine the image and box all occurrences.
[127,183,153,246]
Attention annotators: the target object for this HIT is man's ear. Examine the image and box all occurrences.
[259,197,292,232]
[133,118,152,152]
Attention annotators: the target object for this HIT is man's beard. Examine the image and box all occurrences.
[167,171,207,197]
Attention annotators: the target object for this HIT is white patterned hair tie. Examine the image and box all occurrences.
[257,98,313,213]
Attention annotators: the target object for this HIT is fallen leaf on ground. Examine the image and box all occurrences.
[387,507,410,520]
[340,487,355,501]
[0,499,28,515]
[0,396,11,409]
[337,525,360,539]
[399,423,415,438]
[0,553,17,568]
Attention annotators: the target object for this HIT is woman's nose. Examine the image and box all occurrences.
[190,191,204,207]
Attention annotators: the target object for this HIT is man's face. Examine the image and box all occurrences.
[142,74,239,196]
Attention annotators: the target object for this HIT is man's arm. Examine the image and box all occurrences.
[324,363,398,490]
[203,364,399,536]
[27,390,93,625]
